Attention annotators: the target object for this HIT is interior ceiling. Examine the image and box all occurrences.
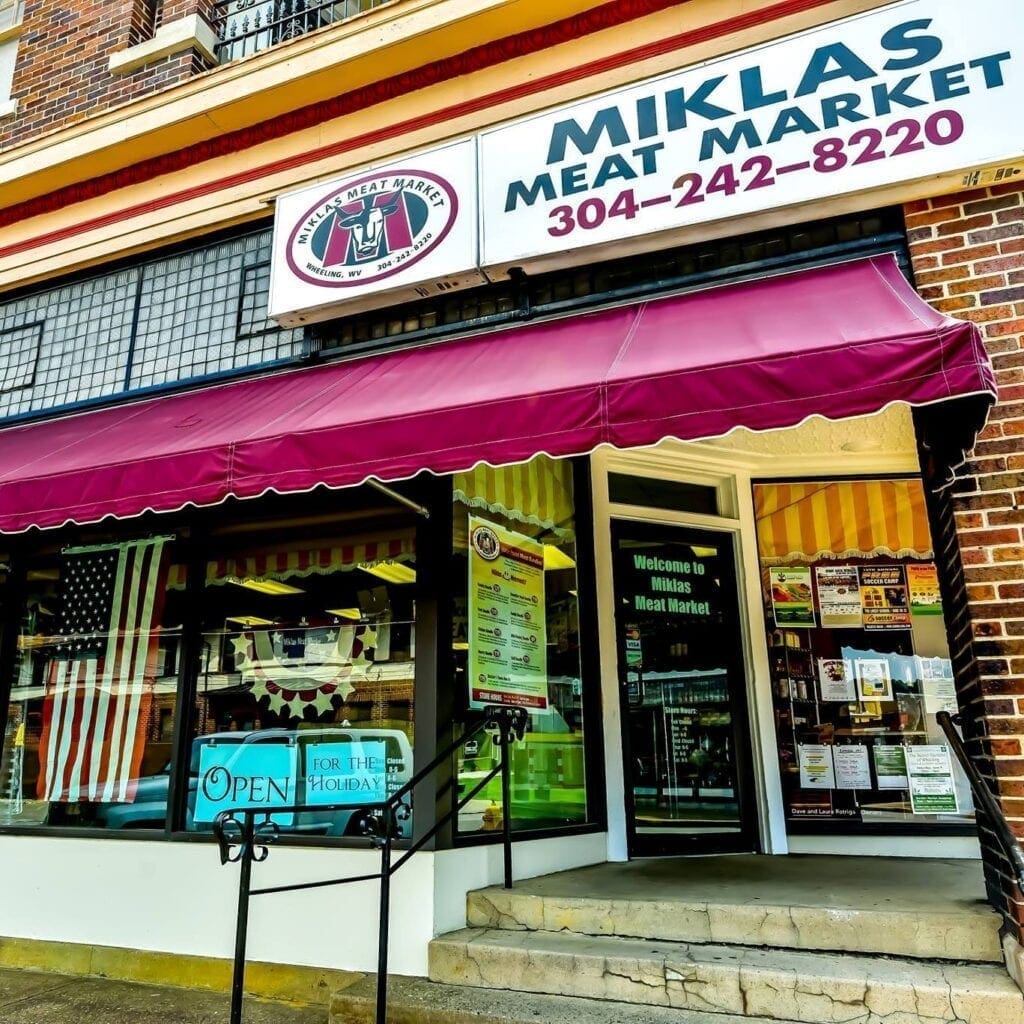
[692,404,917,459]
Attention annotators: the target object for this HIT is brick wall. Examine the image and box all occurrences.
[906,184,1024,943]
[0,0,215,151]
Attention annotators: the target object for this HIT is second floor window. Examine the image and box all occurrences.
[214,0,386,63]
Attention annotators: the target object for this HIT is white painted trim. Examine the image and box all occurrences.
[0,0,23,42]
[590,447,777,856]
[0,97,16,120]
[590,463,629,862]
[433,832,608,937]
[109,15,218,76]
[787,834,983,859]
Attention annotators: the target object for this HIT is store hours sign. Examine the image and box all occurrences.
[479,0,1023,272]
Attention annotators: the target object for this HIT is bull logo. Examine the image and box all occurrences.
[287,168,459,289]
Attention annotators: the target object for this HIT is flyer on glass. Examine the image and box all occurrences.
[858,566,911,630]
[834,745,871,790]
[769,567,814,627]
[815,565,861,628]
[467,515,549,712]
[854,658,893,701]
[817,658,856,702]
[798,744,836,789]
[907,563,943,616]
[905,744,959,814]
[873,745,909,790]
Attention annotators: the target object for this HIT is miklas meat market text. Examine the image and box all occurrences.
[502,15,1014,224]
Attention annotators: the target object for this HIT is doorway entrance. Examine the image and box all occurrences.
[611,520,758,855]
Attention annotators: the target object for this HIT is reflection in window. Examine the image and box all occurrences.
[1,537,183,829]
[186,515,416,837]
[452,456,590,835]
[754,477,974,828]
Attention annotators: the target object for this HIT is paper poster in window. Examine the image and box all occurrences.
[815,566,861,628]
[873,744,909,790]
[817,658,856,702]
[798,744,836,789]
[834,745,871,789]
[770,567,814,627]
[908,563,943,616]
[468,515,549,712]
[858,566,911,630]
[905,744,959,814]
[855,658,893,701]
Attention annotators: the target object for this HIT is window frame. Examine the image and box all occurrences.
[750,470,976,839]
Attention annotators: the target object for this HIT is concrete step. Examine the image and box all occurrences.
[330,974,803,1024]
[428,927,1024,1024]
[466,858,1004,963]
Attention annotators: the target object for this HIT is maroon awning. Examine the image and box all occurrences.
[0,255,995,534]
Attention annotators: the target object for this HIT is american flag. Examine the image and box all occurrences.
[37,537,170,804]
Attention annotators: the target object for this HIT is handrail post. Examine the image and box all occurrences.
[499,720,514,890]
[486,706,526,891]
[229,811,256,1024]
[375,812,394,1024]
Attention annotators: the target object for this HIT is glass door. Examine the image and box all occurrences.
[611,520,757,855]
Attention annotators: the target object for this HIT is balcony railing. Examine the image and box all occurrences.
[212,0,387,63]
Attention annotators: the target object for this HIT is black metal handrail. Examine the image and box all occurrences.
[937,710,1024,891]
[212,0,389,63]
[211,704,527,1024]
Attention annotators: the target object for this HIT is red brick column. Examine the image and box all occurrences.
[0,0,215,150]
[906,184,1024,968]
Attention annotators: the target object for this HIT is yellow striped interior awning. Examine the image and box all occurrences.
[167,529,416,589]
[453,455,575,540]
[754,479,933,565]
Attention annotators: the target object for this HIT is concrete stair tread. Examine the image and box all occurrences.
[467,883,1003,963]
[330,974,805,1024]
[429,927,1024,1024]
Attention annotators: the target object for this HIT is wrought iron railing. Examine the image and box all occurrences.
[937,710,1024,891]
[212,0,389,63]
[212,705,527,1024]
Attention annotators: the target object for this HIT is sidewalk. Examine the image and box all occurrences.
[0,968,324,1024]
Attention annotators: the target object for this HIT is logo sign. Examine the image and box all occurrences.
[194,741,298,825]
[286,171,457,287]
[269,138,482,326]
[479,0,1024,273]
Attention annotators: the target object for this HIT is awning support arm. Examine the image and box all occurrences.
[367,479,430,519]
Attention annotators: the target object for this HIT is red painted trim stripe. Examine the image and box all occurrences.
[0,0,839,262]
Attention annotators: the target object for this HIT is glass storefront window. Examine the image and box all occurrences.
[452,455,589,835]
[754,477,974,829]
[185,513,417,838]
[1,537,184,830]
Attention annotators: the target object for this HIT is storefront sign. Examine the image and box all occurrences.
[859,566,912,630]
[480,0,1022,272]
[906,743,959,813]
[815,566,861,628]
[305,741,387,806]
[269,139,482,326]
[194,742,297,825]
[798,744,836,789]
[834,745,871,790]
[467,515,549,712]
[769,567,814,627]
[269,1,1022,323]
